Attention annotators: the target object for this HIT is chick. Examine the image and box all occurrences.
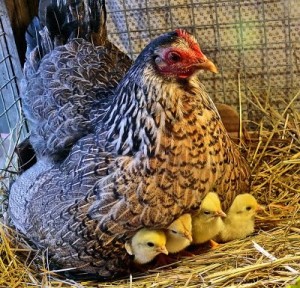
[165,214,193,253]
[192,192,227,245]
[216,193,263,242]
[125,228,168,264]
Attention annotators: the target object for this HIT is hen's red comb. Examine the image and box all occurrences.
[175,29,192,40]
[175,29,203,55]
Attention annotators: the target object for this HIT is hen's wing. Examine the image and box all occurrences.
[17,133,132,277]
[22,0,132,161]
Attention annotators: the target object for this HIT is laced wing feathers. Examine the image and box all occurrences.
[22,0,132,161]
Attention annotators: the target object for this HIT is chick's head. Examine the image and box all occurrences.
[167,214,193,242]
[125,228,168,264]
[166,214,193,253]
[228,193,263,220]
[198,192,227,222]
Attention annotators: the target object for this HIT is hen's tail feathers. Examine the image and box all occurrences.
[38,0,107,46]
[24,17,53,75]
[24,0,107,73]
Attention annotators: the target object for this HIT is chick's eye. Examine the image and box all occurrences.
[203,211,211,215]
[171,230,178,234]
[147,242,154,247]
[246,206,252,211]
[167,51,182,63]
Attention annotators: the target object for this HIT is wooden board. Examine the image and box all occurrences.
[4,0,38,64]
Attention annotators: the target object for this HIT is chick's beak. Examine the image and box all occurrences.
[157,246,168,255]
[256,205,265,212]
[215,210,227,218]
[197,58,218,73]
[184,232,193,242]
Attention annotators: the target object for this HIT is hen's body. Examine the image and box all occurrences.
[11,62,250,276]
[9,0,251,278]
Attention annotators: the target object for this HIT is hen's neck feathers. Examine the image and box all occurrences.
[102,59,217,157]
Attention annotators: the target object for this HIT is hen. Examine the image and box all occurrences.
[9,0,251,278]
[22,0,132,161]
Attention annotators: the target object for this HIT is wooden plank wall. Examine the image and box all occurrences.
[4,0,38,64]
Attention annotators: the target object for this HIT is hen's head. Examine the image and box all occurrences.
[137,29,217,79]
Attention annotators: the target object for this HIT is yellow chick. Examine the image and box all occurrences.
[165,214,193,253]
[216,193,263,242]
[192,192,227,244]
[125,228,168,264]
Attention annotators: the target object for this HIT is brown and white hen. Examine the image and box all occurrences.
[9,2,251,278]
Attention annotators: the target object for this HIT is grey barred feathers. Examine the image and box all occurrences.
[9,0,251,278]
[22,0,132,161]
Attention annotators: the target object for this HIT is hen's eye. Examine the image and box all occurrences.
[246,206,252,211]
[167,51,182,63]
[147,242,154,247]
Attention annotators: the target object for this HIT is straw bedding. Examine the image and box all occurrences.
[0,88,299,287]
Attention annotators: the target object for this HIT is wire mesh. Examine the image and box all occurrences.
[0,3,27,177]
[106,0,300,122]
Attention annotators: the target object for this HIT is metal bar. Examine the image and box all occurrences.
[121,0,134,59]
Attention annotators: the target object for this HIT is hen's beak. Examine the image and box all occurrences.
[157,246,168,255]
[215,210,227,218]
[198,58,218,73]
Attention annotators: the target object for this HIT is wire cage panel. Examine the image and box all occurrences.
[0,3,26,174]
[106,0,300,122]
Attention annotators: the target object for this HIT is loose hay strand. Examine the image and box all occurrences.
[252,241,299,274]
